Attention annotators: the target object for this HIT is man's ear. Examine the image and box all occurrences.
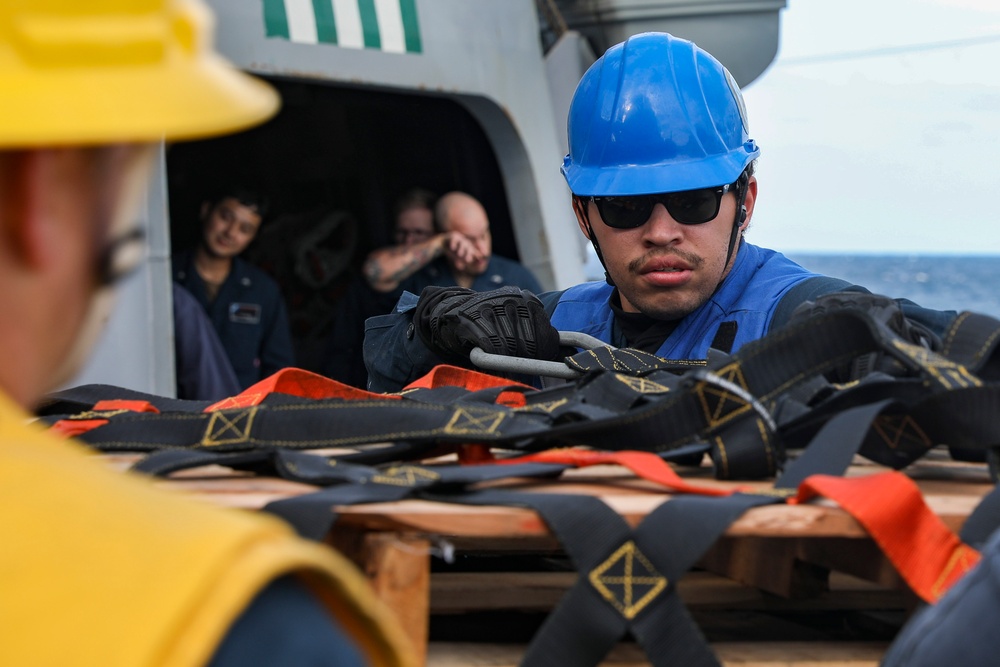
[0,151,55,271]
[741,176,758,231]
[571,196,592,240]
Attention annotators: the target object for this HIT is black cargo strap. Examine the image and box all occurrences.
[563,345,707,376]
[129,391,879,513]
[418,489,778,667]
[960,481,1000,549]
[160,443,779,667]
[709,320,738,354]
[775,400,896,489]
[124,414,974,666]
[939,311,1000,380]
[141,438,986,666]
[132,447,569,539]
[51,308,1000,481]
[264,473,778,666]
[38,383,213,416]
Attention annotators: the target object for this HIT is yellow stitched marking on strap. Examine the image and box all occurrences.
[756,416,775,472]
[210,392,264,410]
[891,340,982,390]
[941,311,972,357]
[443,407,506,435]
[930,544,979,600]
[201,407,259,446]
[588,540,668,620]
[713,436,729,478]
[518,398,569,414]
[743,486,796,498]
[662,358,707,367]
[873,414,931,451]
[939,311,1000,363]
[69,409,131,420]
[613,374,670,394]
[616,349,648,372]
[695,364,752,428]
[370,465,441,487]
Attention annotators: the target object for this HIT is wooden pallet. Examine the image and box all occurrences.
[425,641,889,667]
[112,450,993,666]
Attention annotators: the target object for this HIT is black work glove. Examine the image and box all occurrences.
[413,285,562,364]
[788,292,942,381]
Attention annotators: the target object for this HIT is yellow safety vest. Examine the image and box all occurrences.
[0,390,412,667]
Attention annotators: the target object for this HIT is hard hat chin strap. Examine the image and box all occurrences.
[721,171,751,276]
[574,196,617,287]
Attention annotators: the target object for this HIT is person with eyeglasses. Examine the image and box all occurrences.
[0,1,412,666]
[361,187,440,294]
[325,188,440,386]
[362,31,954,393]
[327,189,542,388]
[363,189,542,296]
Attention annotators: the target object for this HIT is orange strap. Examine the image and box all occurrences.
[92,400,160,413]
[793,471,981,602]
[49,419,110,438]
[498,449,736,497]
[406,365,531,465]
[404,364,530,409]
[207,368,396,410]
[497,453,979,601]
[49,400,160,439]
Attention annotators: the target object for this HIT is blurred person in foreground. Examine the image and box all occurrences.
[0,1,410,665]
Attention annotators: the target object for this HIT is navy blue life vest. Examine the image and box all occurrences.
[548,242,818,358]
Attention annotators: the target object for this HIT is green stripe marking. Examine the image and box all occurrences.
[399,0,422,53]
[312,0,338,44]
[357,0,382,50]
[262,0,290,39]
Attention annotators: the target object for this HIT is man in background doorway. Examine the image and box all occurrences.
[174,187,295,389]
[365,190,542,295]
[329,190,542,387]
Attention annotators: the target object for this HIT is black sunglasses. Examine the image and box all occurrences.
[590,181,737,229]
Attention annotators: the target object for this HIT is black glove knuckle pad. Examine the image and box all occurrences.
[414,286,561,362]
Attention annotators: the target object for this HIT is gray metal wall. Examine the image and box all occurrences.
[66,146,176,396]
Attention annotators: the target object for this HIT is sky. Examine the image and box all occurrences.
[740,0,1000,255]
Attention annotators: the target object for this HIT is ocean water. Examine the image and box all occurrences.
[583,248,1000,319]
[788,254,1000,319]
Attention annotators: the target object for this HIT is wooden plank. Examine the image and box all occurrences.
[143,460,992,540]
[699,537,829,598]
[796,539,909,594]
[425,641,888,666]
[329,527,431,662]
[429,570,906,614]
[330,487,981,538]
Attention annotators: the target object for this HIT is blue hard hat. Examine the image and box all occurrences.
[561,32,760,196]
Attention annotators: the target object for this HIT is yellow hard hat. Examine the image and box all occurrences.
[0,0,280,147]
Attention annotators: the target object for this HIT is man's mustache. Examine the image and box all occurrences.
[628,247,703,273]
